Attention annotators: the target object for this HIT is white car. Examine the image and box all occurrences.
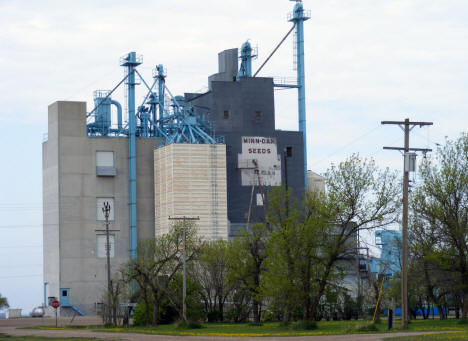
[30,306,45,317]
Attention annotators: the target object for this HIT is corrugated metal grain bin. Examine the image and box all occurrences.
[154,143,228,240]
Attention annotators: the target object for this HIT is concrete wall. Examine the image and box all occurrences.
[208,48,238,89]
[43,102,62,312]
[154,143,228,240]
[43,101,155,315]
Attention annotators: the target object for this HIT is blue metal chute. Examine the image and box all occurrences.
[237,41,257,80]
[288,1,310,188]
[188,125,196,143]
[192,125,217,144]
[120,52,142,261]
[153,64,166,121]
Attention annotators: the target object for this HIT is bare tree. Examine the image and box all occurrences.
[126,222,202,326]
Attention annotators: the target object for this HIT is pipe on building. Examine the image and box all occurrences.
[110,100,123,130]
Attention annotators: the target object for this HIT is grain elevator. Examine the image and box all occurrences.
[43,0,310,315]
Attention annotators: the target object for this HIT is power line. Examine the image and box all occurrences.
[0,264,42,269]
[0,274,42,279]
[0,245,43,249]
[0,225,43,229]
[313,124,383,167]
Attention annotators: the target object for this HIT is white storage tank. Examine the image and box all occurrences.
[6,309,22,319]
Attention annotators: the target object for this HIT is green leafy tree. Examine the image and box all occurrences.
[408,214,454,319]
[413,133,468,320]
[308,155,400,320]
[228,223,269,323]
[262,155,399,321]
[0,294,9,310]
[263,187,330,321]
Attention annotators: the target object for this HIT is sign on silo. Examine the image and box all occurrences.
[238,136,281,186]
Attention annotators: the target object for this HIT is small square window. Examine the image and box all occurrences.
[255,111,262,122]
[96,234,115,258]
[96,151,114,167]
[97,198,115,221]
[223,110,230,119]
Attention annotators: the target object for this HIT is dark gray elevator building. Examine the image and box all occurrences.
[187,49,305,236]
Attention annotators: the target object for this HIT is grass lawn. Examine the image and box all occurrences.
[28,318,468,337]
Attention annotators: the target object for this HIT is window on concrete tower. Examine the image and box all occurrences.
[96,151,116,176]
[96,198,115,221]
[96,234,115,258]
[223,110,230,119]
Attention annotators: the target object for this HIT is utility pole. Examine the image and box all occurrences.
[95,202,119,324]
[168,216,200,322]
[356,230,360,318]
[381,119,433,328]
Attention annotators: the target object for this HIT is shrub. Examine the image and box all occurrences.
[132,302,152,326]
[278,321,290,328]
[207,310,222,322]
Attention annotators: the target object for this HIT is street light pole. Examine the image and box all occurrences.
[95,202,120,324]
[102,202,112,322]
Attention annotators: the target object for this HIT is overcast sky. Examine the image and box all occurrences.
[0,0,467,313]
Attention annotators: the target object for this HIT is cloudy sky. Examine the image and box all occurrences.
[1,0,467,313]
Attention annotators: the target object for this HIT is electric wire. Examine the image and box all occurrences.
[0,264,42,268]
[0,274,42,279]
[313,124,382,167]
[0,245,42,249]
[63,69,117,101]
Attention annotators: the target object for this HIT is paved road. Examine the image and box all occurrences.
[0,317,450,341]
